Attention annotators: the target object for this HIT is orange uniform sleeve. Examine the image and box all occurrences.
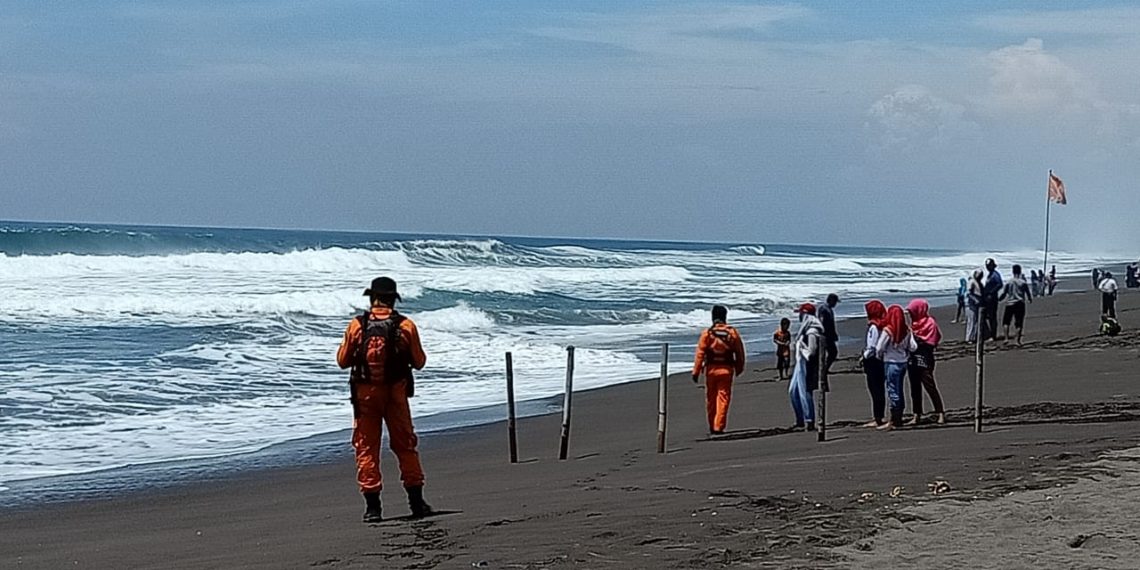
[732,329,746,376]
[401,319,427,370]
[692,330,708,377]
[336,318,363,369]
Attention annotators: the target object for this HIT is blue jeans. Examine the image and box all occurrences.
[789,353,815,425]
[884,361,907,425]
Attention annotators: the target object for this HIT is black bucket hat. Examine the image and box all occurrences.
[363,276,402,301]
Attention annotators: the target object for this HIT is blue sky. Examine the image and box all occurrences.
[3,1,1139,250]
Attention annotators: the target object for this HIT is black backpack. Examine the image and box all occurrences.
[350,311,415,404]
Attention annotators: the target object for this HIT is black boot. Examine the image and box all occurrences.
[362,492,382,523]
[406,486,434,518]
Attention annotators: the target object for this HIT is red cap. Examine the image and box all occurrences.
[796,302,816,315]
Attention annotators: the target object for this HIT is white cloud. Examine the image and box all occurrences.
[981,38,1100,115]
[531,3,814,57]
[866,84,977,151]
[976,7,1140,37]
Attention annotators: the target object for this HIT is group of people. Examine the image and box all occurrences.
[955,259,1036,346]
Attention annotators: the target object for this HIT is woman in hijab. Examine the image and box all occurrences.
[788,303,824,431]
[875,304,916,430]
[861,300,888,427]
[965,269,984,342]
[905,299,946,425]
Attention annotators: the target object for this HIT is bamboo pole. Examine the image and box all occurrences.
[558,346,575,460]
[975,317,985,433]
[817,344,827,442]
[657,343,669,454]
[506,352,518,464]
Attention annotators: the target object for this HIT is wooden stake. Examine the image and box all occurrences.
[506,352,518,464]
[657,343,669,454]
[975,318,985,433]
[817,345,827,442]
[558,346,575,460]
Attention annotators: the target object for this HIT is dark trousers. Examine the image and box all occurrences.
[862,357,886,422]
[1102,293,1117,318]
[907,365,945,415]
[823,340,838,388]
[982,301,999,341]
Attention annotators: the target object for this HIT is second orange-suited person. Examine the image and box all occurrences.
[692,305,746,435]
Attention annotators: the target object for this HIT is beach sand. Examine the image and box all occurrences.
[3,287,1139,569]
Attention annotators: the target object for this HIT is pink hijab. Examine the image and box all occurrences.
[907,299,942,346]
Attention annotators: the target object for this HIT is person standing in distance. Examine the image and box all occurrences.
[336,277,432,523]
[818,293,840,377]
[1099,271,1119,319]
[1000,264,1033,346]
[981,258,1003,342]
[692,305,746,435]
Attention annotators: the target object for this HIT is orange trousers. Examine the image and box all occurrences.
[705,367,734,432]
[352,381,424,493]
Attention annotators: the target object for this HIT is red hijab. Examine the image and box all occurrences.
[884,304,908,344]
[864,300,887,329]
[907,298,942,346]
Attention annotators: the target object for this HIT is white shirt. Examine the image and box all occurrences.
[864,325,881,359]
[875,330,917,364]
[1100,278,1119,294]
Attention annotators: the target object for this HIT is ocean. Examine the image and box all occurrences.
[0,221,1110,495]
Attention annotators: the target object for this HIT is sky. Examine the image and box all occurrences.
[2,1,1139,251]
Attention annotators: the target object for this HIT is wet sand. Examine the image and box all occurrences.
[3,286,1139,569]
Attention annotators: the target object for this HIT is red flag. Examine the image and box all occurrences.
[1048,170,1067,205]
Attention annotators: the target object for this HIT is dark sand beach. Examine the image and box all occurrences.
[3,286,1140,569]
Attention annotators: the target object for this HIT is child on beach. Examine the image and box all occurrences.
[773,318,792,380]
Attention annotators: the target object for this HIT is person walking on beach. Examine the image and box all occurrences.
[1092,268,1101,290]
[982,258,1003,342]
[789,303,823,431]
[861,300,888,427]
[773,318,792,381]
[1000,264,1033,345]
[875,304,916,430]
[953,277,967,324]
[818,293,840,375]
[1099,271,1119,319]
[1048,265,1058,295]
[1030,270,1042,298]
[965,269,984,342]
[337,277,432,523]
[692,305,746,435]
[905,299,945,425]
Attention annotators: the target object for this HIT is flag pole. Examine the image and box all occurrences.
[1043,170,1052,277]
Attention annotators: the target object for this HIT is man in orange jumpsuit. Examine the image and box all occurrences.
[337,276,432,523]
[692,305,746,435]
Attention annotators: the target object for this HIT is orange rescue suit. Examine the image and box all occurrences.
[692,323,746,433]
[337,306,427,493]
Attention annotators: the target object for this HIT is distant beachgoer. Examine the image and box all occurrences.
[1099,272,1119,319]
[965,269,984,342]
[818,293,840,376]
[861,300,888,427]
[337,276,432,523]
[1127,263,1138,289]
[981,258,1003,342]
[905,299,945,425]
[1092,268,1101,290]
[875,304,916,430]
[1029,270,1041,297]
[1048,266,1058,295]
[773,318,792,381]
[1001,264,1033,346]
[789,303,823,431]
[953,277,967,324]
[692,305,746,435]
